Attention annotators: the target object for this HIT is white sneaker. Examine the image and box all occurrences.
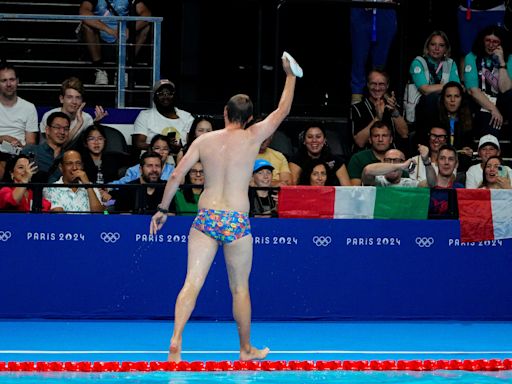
[95,69,108,85]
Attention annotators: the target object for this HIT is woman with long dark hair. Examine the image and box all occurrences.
[464,25,512,138]
[0,154,51,212]
[79,124,125,183]
[174,161,204,215]
[298,158,336,186]
[289,126,350,186]
[480,156,511,189]
[176,116,213,164]
[436,81,475,171]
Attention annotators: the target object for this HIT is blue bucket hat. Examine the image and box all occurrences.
[253,159,274,173]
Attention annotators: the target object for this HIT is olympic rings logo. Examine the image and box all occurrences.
[312,236,331,247]
[0,231,12,241]
[415,237,434,248]
[100,232,120,243]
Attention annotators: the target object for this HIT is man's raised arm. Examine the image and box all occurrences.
[249,54,299,142]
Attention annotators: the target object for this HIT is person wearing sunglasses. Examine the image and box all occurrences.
[132,79,194,155]
[362,146,435,187]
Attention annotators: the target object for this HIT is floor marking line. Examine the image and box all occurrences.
[2,350,512,355]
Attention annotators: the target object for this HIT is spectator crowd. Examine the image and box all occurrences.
[1,0,512,217]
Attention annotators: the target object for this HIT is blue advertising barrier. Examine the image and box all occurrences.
[1,214,511,320]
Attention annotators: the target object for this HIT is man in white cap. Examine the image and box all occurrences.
[466,134,511,188]
[150,54,299,362]
[132,79,194,157]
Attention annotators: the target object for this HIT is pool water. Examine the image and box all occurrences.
[2,371,512,383]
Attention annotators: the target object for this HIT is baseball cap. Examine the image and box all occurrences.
[153,79,175,93]
[478,134,500,150]
[253,159,274,173]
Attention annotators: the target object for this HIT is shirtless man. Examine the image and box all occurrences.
[150,55,298,362]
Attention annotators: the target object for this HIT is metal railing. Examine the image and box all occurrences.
[0,181,459,219]
[0,13,163,107]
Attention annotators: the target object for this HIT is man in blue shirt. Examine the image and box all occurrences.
[79,0,152,85]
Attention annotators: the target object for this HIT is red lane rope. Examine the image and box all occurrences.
[1,359,512,372]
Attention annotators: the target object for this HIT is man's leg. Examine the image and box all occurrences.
[134,24,151,57]
[80,24,109,85]
[169,227,218,362]
[350,8,371,101]
[371,9,397,69]
[81,24,102,63]
[223,234,269,361]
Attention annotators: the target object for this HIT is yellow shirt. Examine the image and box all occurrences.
[256,148,291,182]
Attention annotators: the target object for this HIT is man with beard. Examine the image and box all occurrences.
[110,151,168,214]
[347,120,394,185]
[132,79,194,160]
[0,63,39,180]
[39,77,108,148]
[43,150,104,213]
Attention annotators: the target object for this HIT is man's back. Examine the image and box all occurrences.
[196,127,260,213]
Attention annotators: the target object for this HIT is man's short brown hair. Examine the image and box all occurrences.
[60,77,84,97]
[226,94,253,125]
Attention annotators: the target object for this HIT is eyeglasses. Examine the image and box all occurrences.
[383,158,404,164]
[484,37,501,45]
[156,89,175,97]
[50,125,70,132]
[429,133,449,141]
[86,136,105,142]
[189,169,204,176]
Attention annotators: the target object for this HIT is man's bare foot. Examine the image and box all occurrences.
[168,342,181,362]
[239,346,270,361]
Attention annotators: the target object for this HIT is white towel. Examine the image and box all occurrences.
[282,51,303,78]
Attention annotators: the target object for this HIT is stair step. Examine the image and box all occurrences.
[1,0,156,108]
[17,84,152,109]
[1,20,81,39]
[0,2,79,15]
[0,1,78,5]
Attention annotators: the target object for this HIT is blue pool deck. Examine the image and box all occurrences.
[1,320,511,363]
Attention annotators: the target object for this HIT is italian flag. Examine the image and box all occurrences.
[457,189,512,242]
[278,186,430,220]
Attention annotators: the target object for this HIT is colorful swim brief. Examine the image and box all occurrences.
[191,208,251,245]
